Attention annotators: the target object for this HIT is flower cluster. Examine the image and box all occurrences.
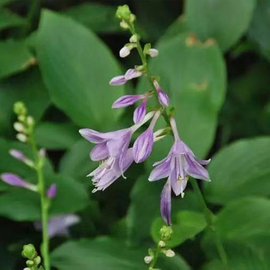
[79,5,211,226]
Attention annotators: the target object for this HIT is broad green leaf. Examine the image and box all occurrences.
[138,33,226,158]
[0,174,88,221]
[151,211,207,248]
[185,0,256,51]
[0,68,50,135]
[59,139,95,183]
[0,39,35,80]
[248,0,270,60]
[37,10,124,128]
[204,137,270,204]
[51,237,191,270]
[35,122,79,150]
[0,8,26,30]
[62,3,119,33]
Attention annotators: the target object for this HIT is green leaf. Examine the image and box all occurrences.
[204,137,270,204]
[0,174,88,221]
[0,39,35,80]
[37,10,124,128]
[62,3,119,33]
[35,122,79,150]
[139,33,226,158]
[248,0,270,60]
[59,139,95,183]
[51,237,191,270]
[185,0,256,51]
[0,8,26,31]
[0,68,50,135]
[151,211,207,248]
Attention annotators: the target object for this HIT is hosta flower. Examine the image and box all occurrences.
[149,117,211,225]
[80,112,155,191]
[1,173,37,191]
[9,149,34,167]
[148,48,159,57]
[109,68,142,85]
[119,46,131,58]
[153,80,170,107]
[46,184,57,199]
[34,214,80,238]
[133,97,148,124]
[133,110,161,163]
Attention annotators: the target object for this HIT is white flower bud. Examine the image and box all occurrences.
[119,46,131,58]
[120,20,129,29]
[14,122,24,132]
[27,116,34,126]
[148,48,159,57]
[16,133,27,142]
[158,240,166,247]
[129,34,138,43]
[144,255,153,264]
[164,249,175,257]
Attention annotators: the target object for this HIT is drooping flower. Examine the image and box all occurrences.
[109,68,142,85]
[34,214,80,238]
[133,97,148,124]
[46,184,57,199]
[112,94,145,108]
[133,110,161,163]
[153,80,170,107]
[149,117,211,225]
[79,112,155,191]
[1,173,37,191]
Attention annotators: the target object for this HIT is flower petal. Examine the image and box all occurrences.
[149,159,171,181]
[1,173,36,191]
[90,143,109,161]
[194,157,211,165]
[125,69,142,80]
[112,95,144,108]
[109,75,126,85]
[160,180,172,226]
[133,129,154,163]
[185,154,210,181]
[133,100,146,124]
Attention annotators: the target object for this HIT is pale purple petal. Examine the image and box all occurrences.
[185,155,210,181]
[1,173,36,191]
[148,160,171,181]
[34,214,80,238]
[133,129,154,163]
[157,90,170,107]
[125,69,142,80]
[171,177,188,196]
[109,75,126,85]
[112,95,144,108]
[90,143,109,161]
[194,157,211,165]
[133,101,146,124]
[160,180,172,226]
[9,149,25,161]
[46,184,57,199]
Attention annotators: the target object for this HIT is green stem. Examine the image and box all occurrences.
[149,244,161,270]
[190,179,228,266]
[30,137,50,270]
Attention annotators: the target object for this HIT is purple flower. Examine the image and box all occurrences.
[149,117,211,225]
[34,214,80,238]
[89,148,134,192]
[46,184,57,199]
[9,149,34,167]
[153,80,170,107]
[160,180,171,225]
[133,98,147,124]
[109,68,142,85]
[133,110,161,163]
[112,94,144,108]
[1,173,37,191]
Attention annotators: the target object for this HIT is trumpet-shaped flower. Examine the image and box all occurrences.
[153,80,170,107]
[149,117,211,225]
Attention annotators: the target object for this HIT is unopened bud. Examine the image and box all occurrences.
[34,256,41,265]
[158,240,166,247]
[116,5,132,21]
[144,255,153,264]
[22,244,37,260]
[148,48,159,57]
[26,260,34,267]
[14,122,24,132]
[129,14,136,23]
[17,133,27,143]
[129,34,138,43]
[119,46,130,58]
[120,20,129,29]
[14,101,27,115]
[163,249,175,257]
[160,225,173,241]
[27,116,35,126]
[38,148,46,158]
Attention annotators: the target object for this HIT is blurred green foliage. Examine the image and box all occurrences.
[0,0,270,269]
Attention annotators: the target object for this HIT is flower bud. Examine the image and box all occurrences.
[158,240,166,247]
[129,34,138,43]
[148,48,159,57]
[46,184,57,199]
[14,122,24,132]
[22,244,37,260]
[160,225,173,241]
[163,249,175,257]
[144,255,153,264]
[14,101,27,115]
[17,133,27,143]
[116,5,132,21]
[120,20,129,29]
[27,116,35,126]
[119,46,131,58]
